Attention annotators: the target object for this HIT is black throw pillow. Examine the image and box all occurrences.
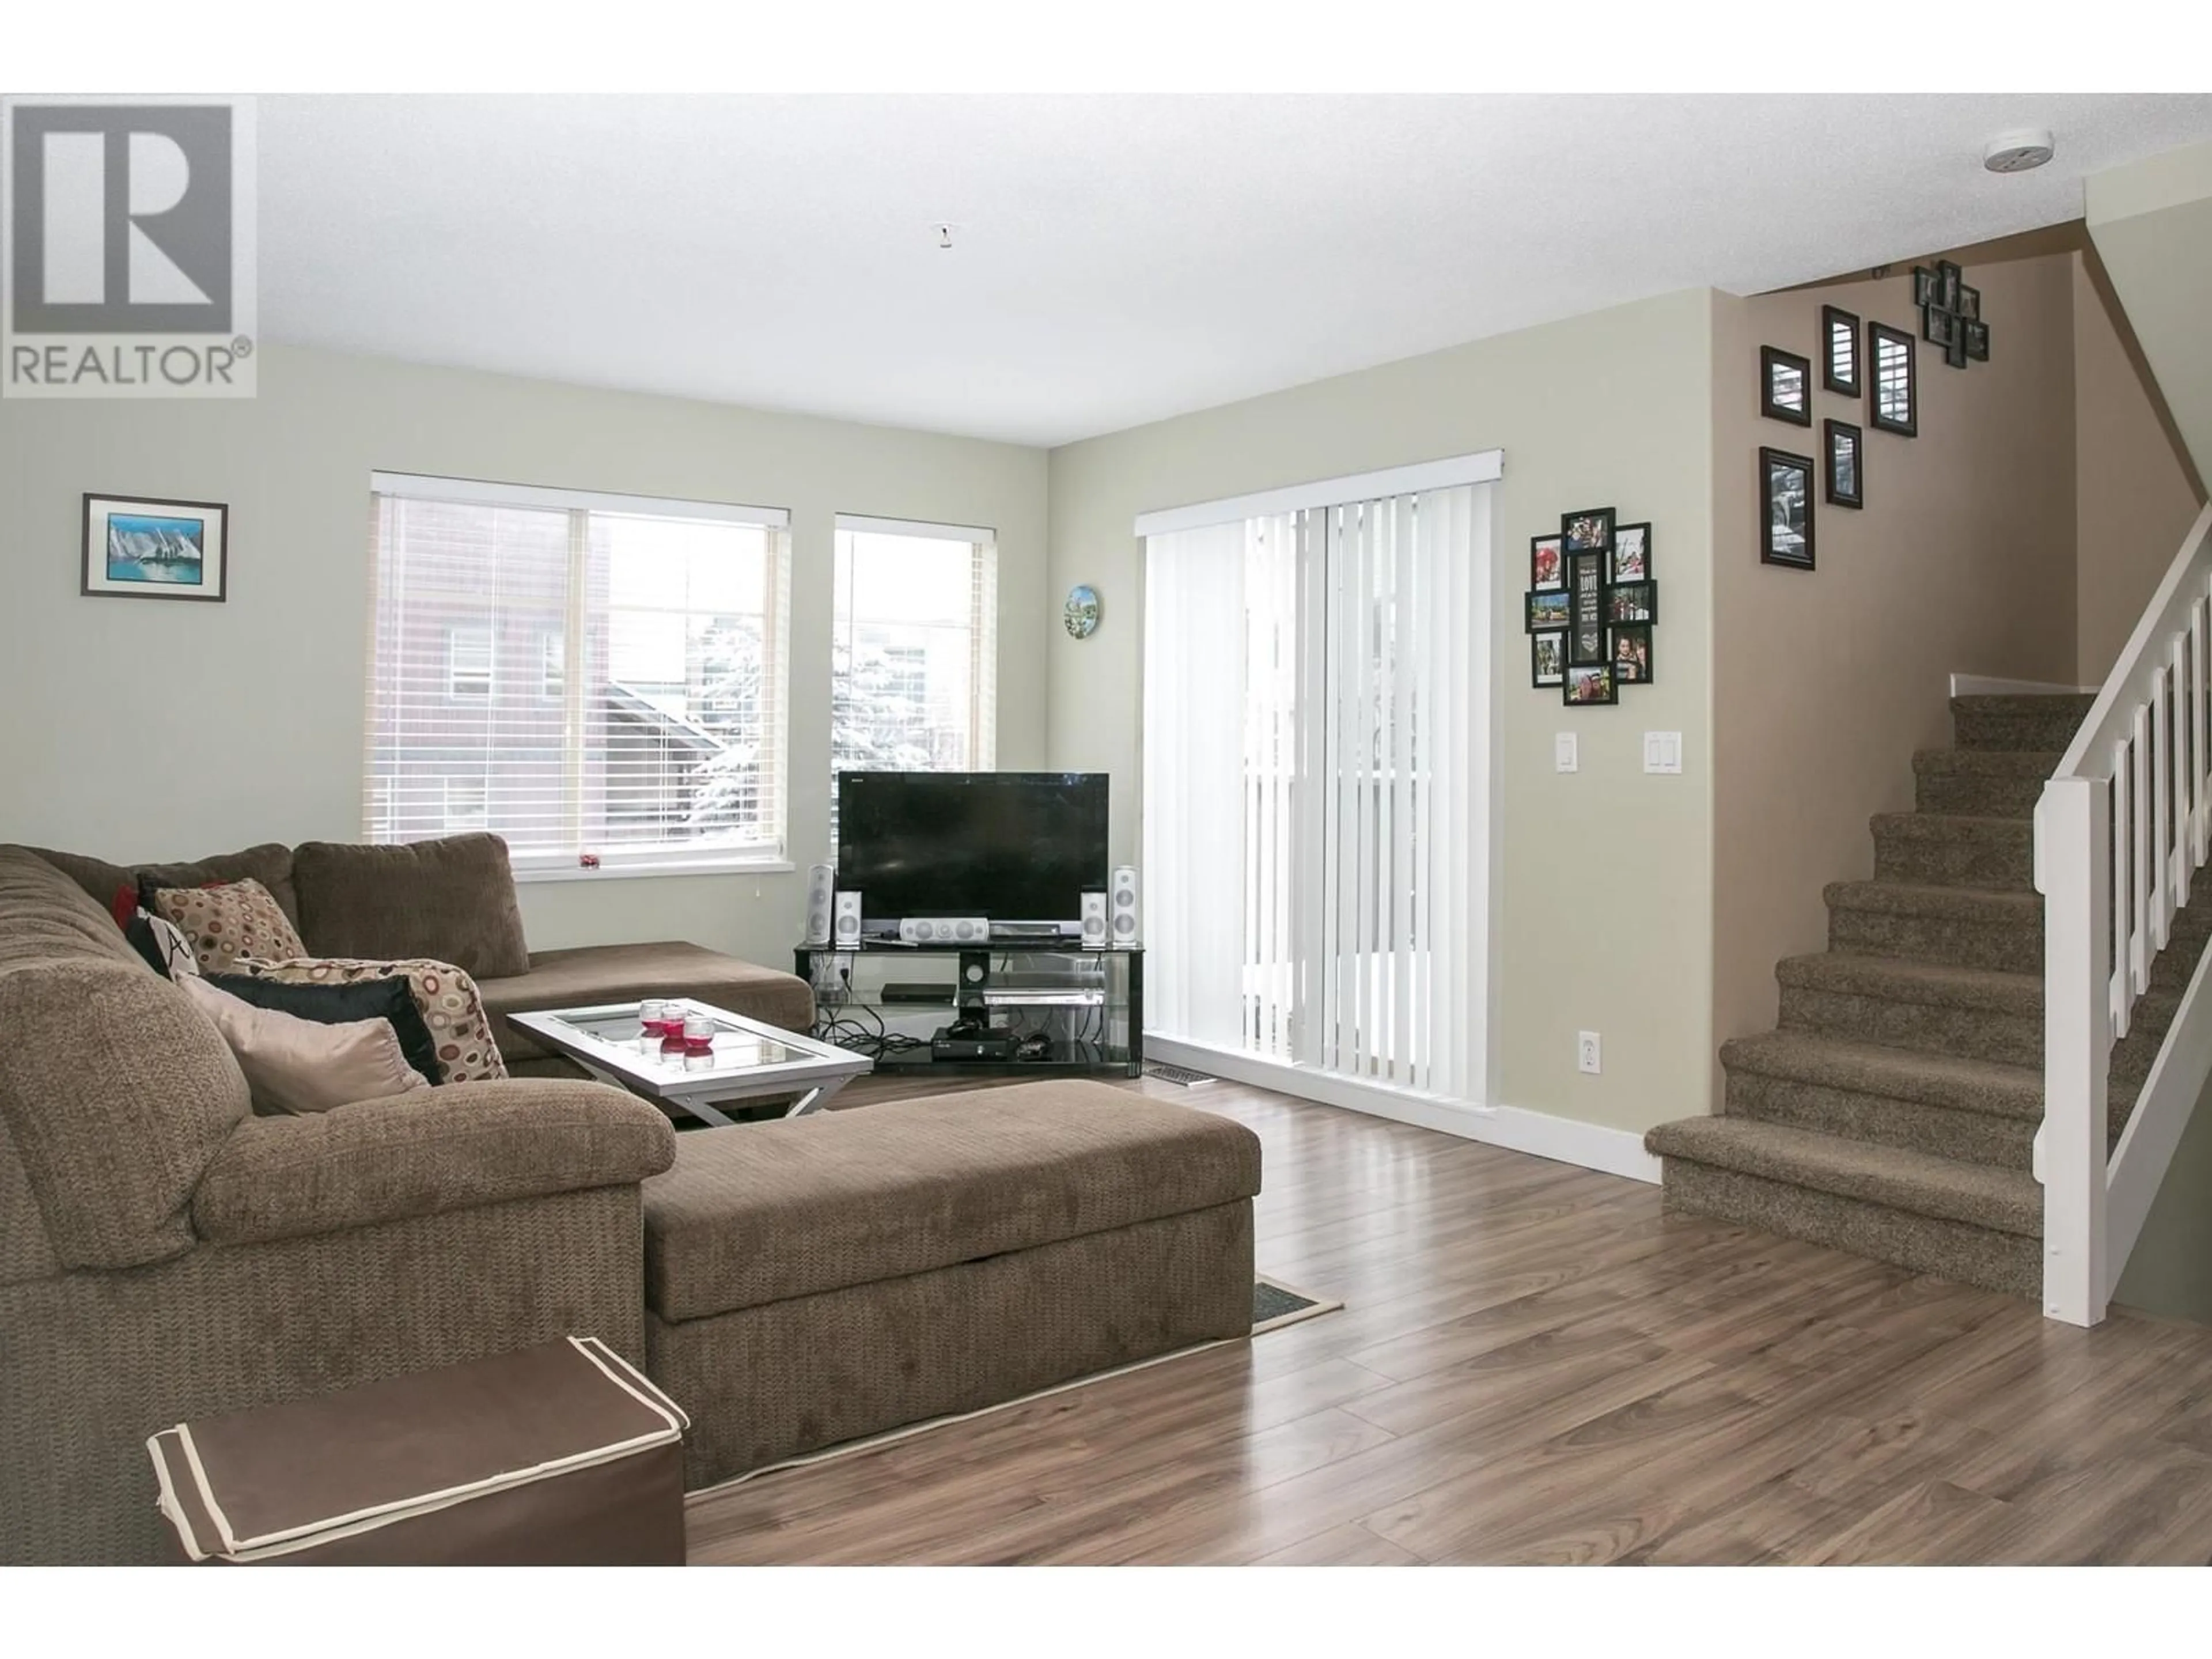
[202,972,444,1086]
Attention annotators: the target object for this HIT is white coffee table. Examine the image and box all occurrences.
[508,998,873,1128]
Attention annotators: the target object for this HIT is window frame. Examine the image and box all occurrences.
[366,472,794,881]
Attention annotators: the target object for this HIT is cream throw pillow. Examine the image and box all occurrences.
[179,974,431,1116]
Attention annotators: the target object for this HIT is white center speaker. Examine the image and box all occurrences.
[1109,865,1139,947]
[1080,891,1108,949]
[804,864,835,946]
[899,916,989,945]
[832,891,863,948]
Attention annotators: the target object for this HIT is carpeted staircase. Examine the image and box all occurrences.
[1648,692,2211,1298]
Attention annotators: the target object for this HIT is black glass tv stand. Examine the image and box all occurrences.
[793,941,1143,1079]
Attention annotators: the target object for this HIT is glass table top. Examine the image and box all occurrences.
[545,1007,809,1078]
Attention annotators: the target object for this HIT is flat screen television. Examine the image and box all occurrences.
[836,771,1108,936]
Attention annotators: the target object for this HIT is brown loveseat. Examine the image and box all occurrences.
[0,844,684,1565]
[21,832,816,1073]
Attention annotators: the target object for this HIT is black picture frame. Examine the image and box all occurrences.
[1760,447,1816,570]
[1531,532,1565,591]
[1911,266,1936,308]
[1611,623,1654,686]
[1821,305,1861,396]
[1531,631,1566,688]
[1957,283,1980,323]
[1964,319,1990,362]
[1527,589,1572,633]
[1760,345,1813,426]
[1923,305,1958,349]
[1824,419,1863,509]
[1561,508,1615,555]
[1946,327,1969,371]
[1563,663,1617,707]
[81,493,232,603]
[1869,321,1917,437]
[1570,624,1607,668]
[1936,260,1963,313]
[1605,580,1658,626]
[1609,522,1652,584]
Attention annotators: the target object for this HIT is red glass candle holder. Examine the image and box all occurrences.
[681,1016,716,1056]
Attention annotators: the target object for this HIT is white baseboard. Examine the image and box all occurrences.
[1144,1035,1661,1184]
[1950,673,2097,698]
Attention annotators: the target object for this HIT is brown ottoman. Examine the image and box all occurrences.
[148,1336,690,1565]
[642,1081,1261,1490]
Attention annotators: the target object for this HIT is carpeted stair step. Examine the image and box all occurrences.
[1644,1117,2042,1297]
[1871,812,2034,891]
[1912,748,2059,819]
[1825,880,2041,971]
[1719,1030,2041,1169]
[1777,952,2043,1067]
[1950,693,2094,753]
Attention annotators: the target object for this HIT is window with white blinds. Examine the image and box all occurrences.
[830,514,998,842]
[365,473,792,874]
[1142,457,1494,1107]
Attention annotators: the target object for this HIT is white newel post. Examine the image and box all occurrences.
[2039,775,2111,1327]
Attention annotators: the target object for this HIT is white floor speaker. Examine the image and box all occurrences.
[1080,891,1109,949]
[833,891,863,948]
[805,864,835,946]
[1109,866,1139,947]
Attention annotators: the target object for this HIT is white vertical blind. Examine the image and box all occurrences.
[1144,479,1490,1105]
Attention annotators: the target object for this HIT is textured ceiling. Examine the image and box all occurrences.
[258,94,2212,447]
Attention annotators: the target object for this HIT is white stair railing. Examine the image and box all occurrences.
[2037,502,2212,1325]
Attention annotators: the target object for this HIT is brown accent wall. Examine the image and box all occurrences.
[2074,256,2207,683]
[1710,256,2081,1088]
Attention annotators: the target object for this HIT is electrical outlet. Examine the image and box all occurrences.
[1555,733,1578,774]
[1577,1031,1602,1074]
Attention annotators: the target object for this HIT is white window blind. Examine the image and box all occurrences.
[1144,477,1490,1105]
[830,514,998,840]
[365,474,791,873]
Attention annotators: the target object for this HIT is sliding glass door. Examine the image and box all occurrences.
[1144,476,1490,1106]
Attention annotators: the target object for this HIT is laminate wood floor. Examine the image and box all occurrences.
[684,1074,2212,1565]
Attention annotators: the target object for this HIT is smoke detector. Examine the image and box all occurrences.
[1984,130,2055,173]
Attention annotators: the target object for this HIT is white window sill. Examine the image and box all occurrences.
[512,859,796,884]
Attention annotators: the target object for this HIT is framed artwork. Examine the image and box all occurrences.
[1563,664,1617,707]
[82,494,229,602]
[1923,305,1958,350]
[1869,322,1917,437]
[1964,319,1990,362]
[1936,260,1963,313]
[1606,581,1658,626]
[1612,624,1653,685]
[1957,284,1980,323]
[1609,522,1652,584]
[1531,532,1565,591]
[1760,447,1816,570]
[1821,305,1861,396]
[1570,624,1607,668]
[1527,589,1572,632]
[1531,631,1566,688]
[1824,419,1863,509]
[1911,266,1936,308]
[1760,346,1812,426]
[1945,327,1969,371]
[1562,508,1615,555]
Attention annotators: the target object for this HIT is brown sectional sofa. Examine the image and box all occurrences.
[0,836,1263,1565]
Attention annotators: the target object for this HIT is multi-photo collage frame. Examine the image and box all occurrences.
[1526,505,1656,706]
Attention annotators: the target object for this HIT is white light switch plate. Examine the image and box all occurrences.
[1555,733,1578,774]
[1578,1031,1602,1074]
[1643,732,1683,774]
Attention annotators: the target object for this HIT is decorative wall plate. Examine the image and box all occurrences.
[1065,583,1101,638]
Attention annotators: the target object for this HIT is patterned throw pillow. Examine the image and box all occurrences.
[149,878,307,976]
[236,956,507,1084]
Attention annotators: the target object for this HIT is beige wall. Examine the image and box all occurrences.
[2089,138,2212,486]
[0,343,1050,965]
[1711,257,2080,1069]
[1046,290,1717,1137]
[2073,258,2206,681]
